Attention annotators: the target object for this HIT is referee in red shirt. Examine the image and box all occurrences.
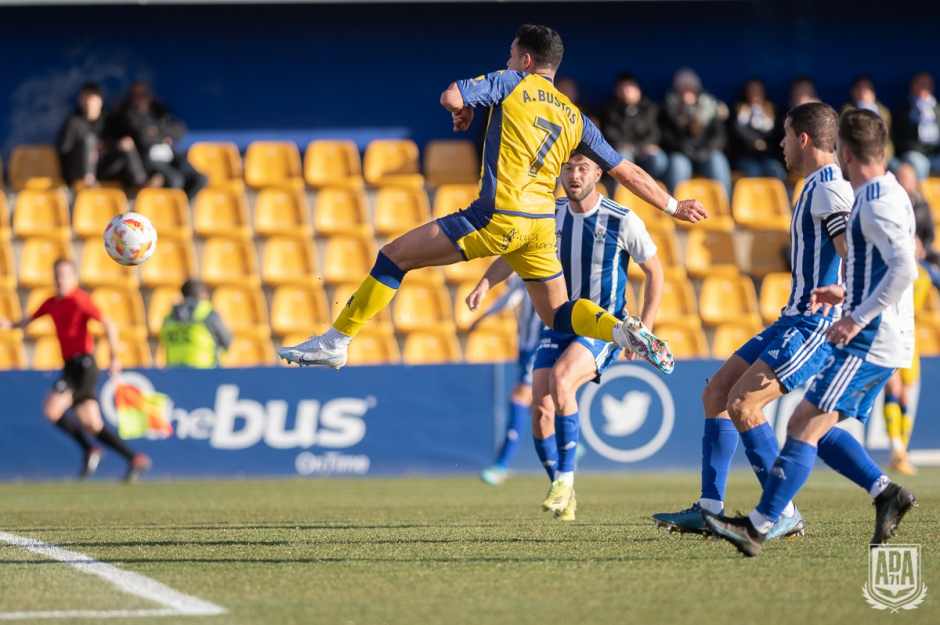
[1,259,150,480]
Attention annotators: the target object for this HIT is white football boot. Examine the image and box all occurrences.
[612,316,675,374]
[278,334,348,369]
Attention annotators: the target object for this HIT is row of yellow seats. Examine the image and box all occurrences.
[0,139,480,194]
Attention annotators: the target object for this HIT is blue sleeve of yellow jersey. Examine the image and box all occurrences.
[455,70,525,108]
[576,113,624,171]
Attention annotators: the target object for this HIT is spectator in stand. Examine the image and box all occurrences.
[729,78,786,180]
[108,81,207,198]
[57,82,148,189]
[600,73,668,181]
[160,279,231,368]
[895,72,940,180]
[660,68,731,197]
[897,162,940,285]
[788,76,819,108]
[842,75,895,166]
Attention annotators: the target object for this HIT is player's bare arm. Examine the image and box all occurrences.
[0,317,29,330]
[637,255,664,331]
[466,257,515,311]
[102,317,122,376]
[440,83,473,131]
[608,160,707,223]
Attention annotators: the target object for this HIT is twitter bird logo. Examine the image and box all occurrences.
[601,391,651,437]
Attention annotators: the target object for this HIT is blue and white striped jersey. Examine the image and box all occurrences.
[844,173,917,368]
[479,275,544,354]
[783,164,854,316]
[554,195,656,319]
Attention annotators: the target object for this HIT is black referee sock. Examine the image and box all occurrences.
[95,425,135,461]
[55,413,92,452]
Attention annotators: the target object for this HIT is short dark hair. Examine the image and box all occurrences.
[839,108,887,164]
[787,102,839,152]
[79,82,102,97]
[181,279,207,299]
[515,24,564,69]
[616,72,637,85]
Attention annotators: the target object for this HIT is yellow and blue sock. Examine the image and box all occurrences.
[553,299,619,342]
[555,411,579,480]
[755,437,816,524]
[817,427,883,493]
[739,422,779,488]
[533,435,558,482]
[899,400,914,448]
[883,391,904,451]
[699,417,738,510]
[494,401,527,468]
[333,252,406,337]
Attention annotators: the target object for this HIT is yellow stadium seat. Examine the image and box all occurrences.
[655,272,699,325]
[33,335,64,370]
[270,282,329,337]
[392,284,453,332]
[403,267,443,287]
[212,284,269,334]
[0,238,14,289]
[193,187,251,239]
[700,273,761,327]
[363,139,424,188]
[732,177,791,231]
[433,183,479,219]
[613,186,676,232]
[655,320,709,359]
[72,188,127,238]
[922,177,940,224]
[261,236,318,285]
[187,142,242,186]
[444,257,491,285]
[0,329,26,369]
[19,237,71,289]
[453,281,511,331]
[674,178,733,230]
[24,289,54,337]
[313,187,370,236]
[304,140,364,189]
[685,230,738,279]
[0,288,20,323]
[201,237,259,286]
[465,327,516,363]
[255,187,312,237]
[331,282,391,323]
[712,321,765,359]
[322,235,374,284]
[629,229,681,280]
[374,186,431,237]
[748,230,790,278]
[0,194,9,234]
[135,188,191,240]
[95,331,152,369]
[13,188,70,238]
[424,140,479,187]
[346,323,400,365]
[916,323,940,357]
[759,272,792,324]
[9,145,63,191]
[90,286,145,331]
[244,141,303,189]
[80,240,138,288]
[141,236,196,288]
[402,326,461,364]
[147,286,181,335]
[221,333,275,367]
[921,286,940,329]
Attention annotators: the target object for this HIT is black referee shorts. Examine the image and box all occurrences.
[52,354,99,405]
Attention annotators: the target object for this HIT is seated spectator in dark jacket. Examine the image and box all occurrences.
[730,79,785,180]
[660,68,731,197]
[109,81,207,198]
[600,73,668,181]
[895,72,940,180]
[841,75,895,165]
[57,82,147,189]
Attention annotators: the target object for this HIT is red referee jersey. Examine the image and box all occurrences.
[31,288,102,361]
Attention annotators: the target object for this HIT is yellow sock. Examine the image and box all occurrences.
[569,298,618,342]
[883,401,903,451]
[333,275,398,337]
[901,412,914,449]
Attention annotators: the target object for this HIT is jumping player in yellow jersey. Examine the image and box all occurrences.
[279,24,707,369]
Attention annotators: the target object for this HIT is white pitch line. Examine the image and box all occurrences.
[0,609,178,621]
[0,531,225,619]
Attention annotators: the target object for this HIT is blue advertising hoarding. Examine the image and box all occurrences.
[0,359,938,479]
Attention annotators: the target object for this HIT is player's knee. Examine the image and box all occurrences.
[726,392,763,429]
[74,400,103,431]
[701,378,729,417]
[532,396,554,432]
[512,384,532,405]
[42,396,66,422]
[549,368,576,411]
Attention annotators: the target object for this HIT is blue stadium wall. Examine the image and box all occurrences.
[2,359,939,479]
[2,1,940,153]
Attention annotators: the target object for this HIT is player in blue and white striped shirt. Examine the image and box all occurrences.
[706,109,918,556]
[655,102,856,538]
[469,153,664,520]
[471,276,544,485]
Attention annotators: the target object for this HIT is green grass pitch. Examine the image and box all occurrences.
[0,470,937,624]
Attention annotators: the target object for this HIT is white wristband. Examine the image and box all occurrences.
[665,197,679,216]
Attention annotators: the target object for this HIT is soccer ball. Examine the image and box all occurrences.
[103,212,158,266]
